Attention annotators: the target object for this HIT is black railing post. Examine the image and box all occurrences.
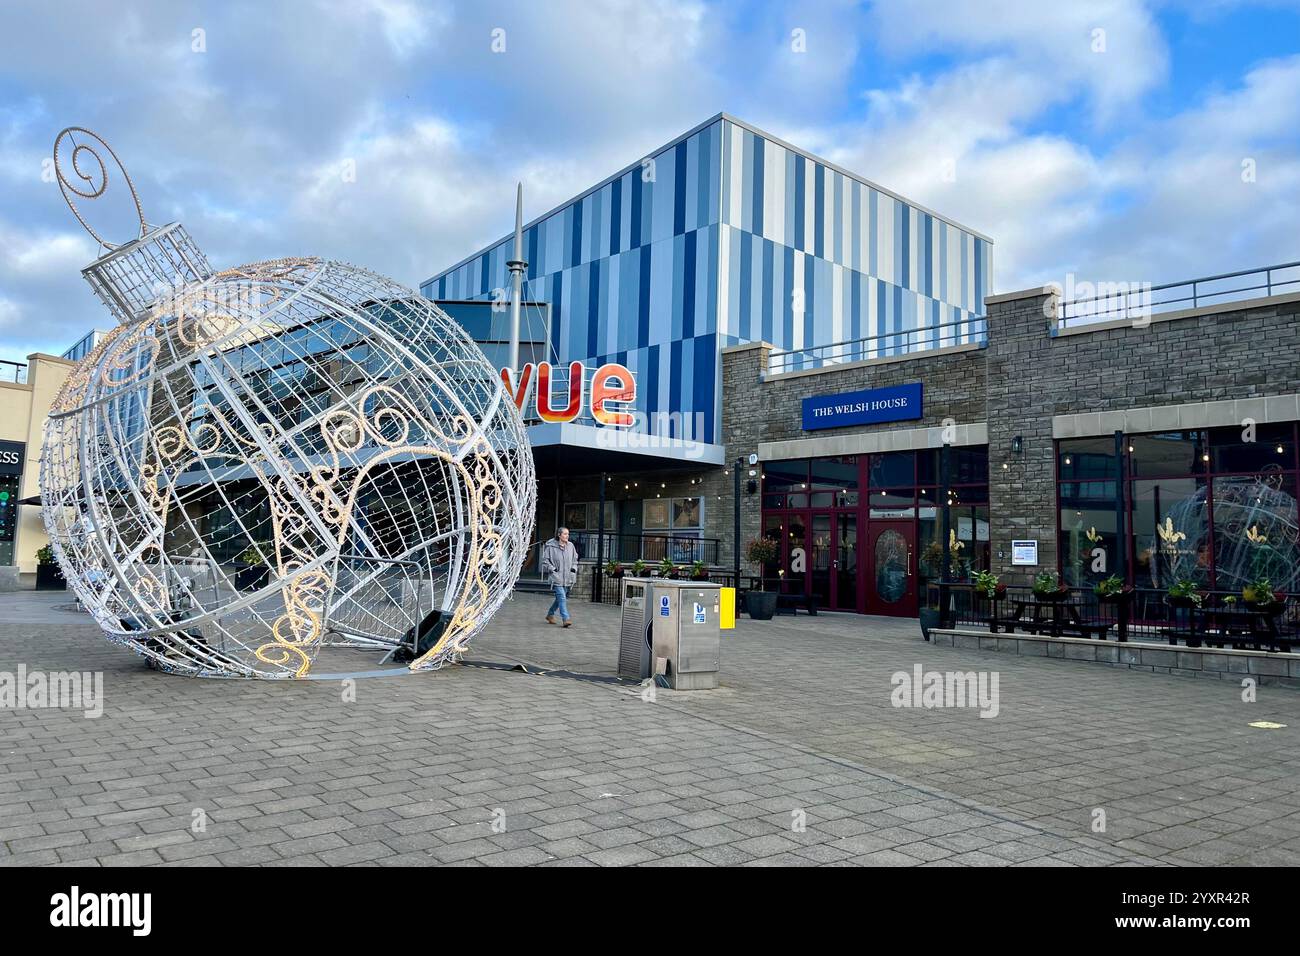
[594,472,606,603]
[939,442,952,627]
[733,458,742,591]
[1113,430,1126,586]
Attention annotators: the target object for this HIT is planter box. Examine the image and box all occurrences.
[918,607,940,641]
[746,590,778,620]
[35,563,66,590]
[234,565,270,592]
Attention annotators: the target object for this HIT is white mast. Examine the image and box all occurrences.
[506,182,526,376]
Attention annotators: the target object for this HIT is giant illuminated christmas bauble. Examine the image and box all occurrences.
[40,127,535,678]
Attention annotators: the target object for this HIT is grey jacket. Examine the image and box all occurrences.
[541,537,578,588]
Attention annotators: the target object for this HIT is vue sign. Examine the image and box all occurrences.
[501,362,636,427]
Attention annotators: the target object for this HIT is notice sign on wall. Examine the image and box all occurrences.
[1011,540,1039,566]
[802,382,922,431]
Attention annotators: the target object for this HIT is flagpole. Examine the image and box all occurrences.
[506,182,526,377]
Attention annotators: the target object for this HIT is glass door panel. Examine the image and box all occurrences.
[809,514,832,609]
[836,513,859,611]
[866,521,917,616]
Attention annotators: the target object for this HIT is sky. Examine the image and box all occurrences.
[0,0,1298,362]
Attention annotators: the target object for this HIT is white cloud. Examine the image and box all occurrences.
[865,0,1169,122]
[0,228,96,278]
[0,0,1295,361]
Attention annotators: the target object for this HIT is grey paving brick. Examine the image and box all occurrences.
[6,590,1300,868]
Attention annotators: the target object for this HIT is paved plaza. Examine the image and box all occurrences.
[2,590,1299,867]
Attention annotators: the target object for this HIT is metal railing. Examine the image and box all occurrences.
[0,360,27,384]
[571,531,719,567]
[931,583,1298,650]
[1056,261,1300,329]
[768,315,987,375]
[593,567,742,606]
[326,552,429,660]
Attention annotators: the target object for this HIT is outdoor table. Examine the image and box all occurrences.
[993,599,1110,639]
[1191,605,1285,650]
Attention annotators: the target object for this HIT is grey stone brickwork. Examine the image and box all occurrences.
[928,627,1300,688]
[984,289,1300,583]
[721,289,1300,586]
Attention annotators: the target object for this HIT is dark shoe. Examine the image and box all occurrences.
[562,620,573,628]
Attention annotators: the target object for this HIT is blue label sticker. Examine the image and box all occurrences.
[693,602,705,624]
[660,595,670,617]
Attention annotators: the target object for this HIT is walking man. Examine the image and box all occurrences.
[542,526,578,627]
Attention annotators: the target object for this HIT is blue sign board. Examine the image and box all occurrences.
[801,382,923,431]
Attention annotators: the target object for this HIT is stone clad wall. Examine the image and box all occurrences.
[985,289,1300,583]
[724,342,988,448]
[721,288,1300,586]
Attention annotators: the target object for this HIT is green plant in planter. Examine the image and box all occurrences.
[920,540,944,578]
[1243,578,1275,606]
[1032,572,1067,598]
[689,560,709,581]
[1223,595,1238,606]
[631,558,647,576]
[237,544,268,566]
[972,570,1003,599]
[1166,579,1203,607]
[1094,575,1124,597]
[36,544,56,565]
[657,556,678,578]
[745,537,779,591]
[604,559,623,577]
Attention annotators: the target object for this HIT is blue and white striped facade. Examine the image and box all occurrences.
[421,114,992,447]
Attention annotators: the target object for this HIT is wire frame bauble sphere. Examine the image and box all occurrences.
[40,128,535,678]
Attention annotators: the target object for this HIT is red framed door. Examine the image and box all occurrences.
[809,513,833,609]
[866,521,917,616]
[836,512,861,612]
[808,511,862,611]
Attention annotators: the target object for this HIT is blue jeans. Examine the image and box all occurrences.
[547,584,571,622]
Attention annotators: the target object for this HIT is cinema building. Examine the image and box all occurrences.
[420,113,1300,616]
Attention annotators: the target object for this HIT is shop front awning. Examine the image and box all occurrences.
[527,422,725,478]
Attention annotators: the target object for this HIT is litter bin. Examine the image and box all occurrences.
[617,577,653,680]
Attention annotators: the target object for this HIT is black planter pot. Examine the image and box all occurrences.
[1097,590,1134,604]
[918,607,940,641]
[746,590,778,620]
[1033,590,1070,603]
[234,564,270,592]
[1247,600,1285,616]
[35,563,66,590]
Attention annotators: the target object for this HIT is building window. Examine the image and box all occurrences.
[563,501,617,531]
[643,499,670,530]
[672,496,701,529]
[760,449,990,595]
[1057,423,1300,594]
